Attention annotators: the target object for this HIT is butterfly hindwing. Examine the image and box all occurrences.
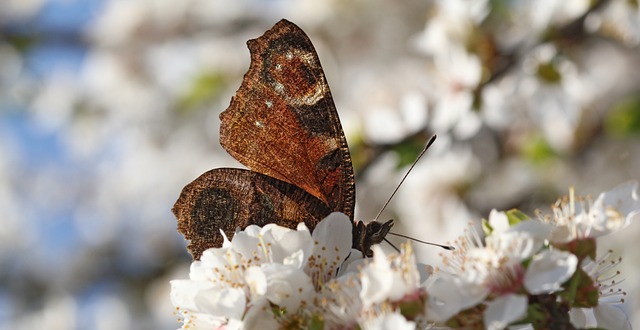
[172,168,333,259]
[219,19,355,219]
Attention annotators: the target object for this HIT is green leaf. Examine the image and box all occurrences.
[522,303,546,328]
[178,72,227,112]
[482,218,494,236]
[391,139,428,169]
[605,95,640,137]
[505,209,530,225]
[520,134,556,164]
[559,267,599,308]
[398,299,424,320]
[537,62,562,84]
[524,294,575,329]
[307,315,325,330]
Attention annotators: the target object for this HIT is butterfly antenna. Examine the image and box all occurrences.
[384,238,401,253]
[374,135,455,251]
[387,232,454,250]
[373,134,437,222]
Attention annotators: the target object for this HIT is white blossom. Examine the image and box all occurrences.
[543,181,640,242]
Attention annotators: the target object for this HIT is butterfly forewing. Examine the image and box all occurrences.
[172,168,332,259]
[219,19,355,219]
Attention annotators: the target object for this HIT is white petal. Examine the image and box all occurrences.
[317,273,363,326]
[337,249,365,276]
[170,279,215,311]
[257,224,298,262]
[243,298,280,330]
[260,263,314,312]
[283,248,305,268]
[569,308,589,328]
[590,180,640,236]
[225,318,245,330]
[549,224,573,243]
[524,250,577,294]
[311,212,353,262]
[245,265,267,297]
[483,294,527,330]
[488,209,510,233]
[306,212,354,280]
[194,286,246,319]
[593,304,632,330]
[360,246,394,307]
[230,230,262,260]
[230,224,308,265]
[361,311,416,330]
[221,229,232,247]
[269,228,313,264]
[487,231,541,260]
[508,220,553,242]
[195,248,244,283]
[425,273,488,322]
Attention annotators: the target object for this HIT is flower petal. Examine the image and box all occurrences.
[483,294,527,330]
[260,263,314,312]
[593,304,632,330]
[361,311,416,330]
[524,250,577,294]
[589,180,640,236]
[311,212,353,264]
[569,307,589,328]
[305,212,354,284]
[425,273,488,322]
[360,246,394,307]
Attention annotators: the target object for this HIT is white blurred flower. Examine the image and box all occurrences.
[429,45,483,137]
[498,0,589,46]
[542,181,640,243]
[518,44,585,151]
[587,0,640,46]
[0,0,43,21]
[363,91,429,144]
[413,0,489,56]
[411,0,486,138]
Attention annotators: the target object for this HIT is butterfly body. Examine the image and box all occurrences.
[173,19,392,260]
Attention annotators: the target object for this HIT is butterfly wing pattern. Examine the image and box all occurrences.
[173,19,392,260]
[219,19,356,217]
[172,168,332,259]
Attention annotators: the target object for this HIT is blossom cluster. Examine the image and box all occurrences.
[170,212,430,329]
[170,181,639,329]
[430,180,640,329]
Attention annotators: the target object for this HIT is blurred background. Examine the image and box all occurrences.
[1,0,639,328]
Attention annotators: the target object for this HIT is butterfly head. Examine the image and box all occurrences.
[352,219,394,257]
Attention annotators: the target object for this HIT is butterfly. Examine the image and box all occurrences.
[172,19,393,260]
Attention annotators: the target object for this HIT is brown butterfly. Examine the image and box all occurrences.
[172,19,393,260]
